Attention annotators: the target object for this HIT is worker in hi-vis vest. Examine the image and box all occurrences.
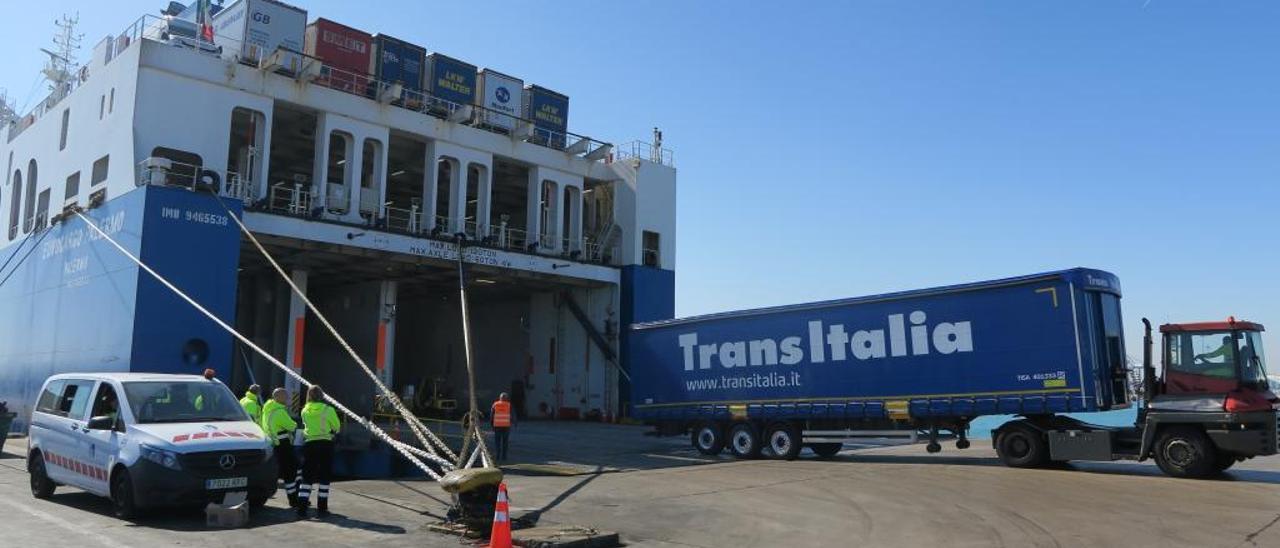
[262,388,300,508]
[490,393,513,462]
[240,384,262,424]
[297,385,341,519]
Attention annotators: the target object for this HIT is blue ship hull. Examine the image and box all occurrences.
[0,186,241,432]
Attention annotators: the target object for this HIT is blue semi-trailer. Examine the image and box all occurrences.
[628,268,1279,478]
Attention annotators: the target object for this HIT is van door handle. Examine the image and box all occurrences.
[70,423,79,430]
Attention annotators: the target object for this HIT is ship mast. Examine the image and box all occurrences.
[40,13,82,107]
[0,89,15,127]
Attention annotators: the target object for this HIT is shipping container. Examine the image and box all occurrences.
[425,53,478,109]
[476,68,523,130]
[629,268,1128,455]
[212,0,307,72]
[304,18,373,95]
[370,34,427,106]
[522,85,569,148]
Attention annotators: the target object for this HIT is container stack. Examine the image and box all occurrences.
[213,0,307,72]
[426,53,478,113]
[523,85,570,148]
[477,69,523,131]
[244,7,577,144]
[305,18,374,96]
[370,35,427,108]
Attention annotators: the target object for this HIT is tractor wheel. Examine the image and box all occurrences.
[1153,426,1216,479]
[995,424,1049,468]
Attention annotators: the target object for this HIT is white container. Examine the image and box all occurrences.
[477,69,523,130]
[212,0,307,71]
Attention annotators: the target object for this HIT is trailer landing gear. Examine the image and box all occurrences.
[926,423,942,453]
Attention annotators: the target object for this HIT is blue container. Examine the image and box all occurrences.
[628,268,1126,422]
[371,34,426,92]
[425,53,477,107]
[522,85,569,147]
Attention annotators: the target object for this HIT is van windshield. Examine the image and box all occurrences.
[122,381,248,424]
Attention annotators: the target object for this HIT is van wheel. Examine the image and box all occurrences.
[765,423,803,460]
[995,424,1048,468]
[691,422,725,455]
[29,453,55,499]
[728,423,763,459]
[1154,427,1215,479]
[809,443,843,458]
[110,469,139,519]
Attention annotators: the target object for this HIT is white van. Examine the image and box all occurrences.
[27,372,277,518]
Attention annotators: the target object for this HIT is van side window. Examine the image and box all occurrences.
[58,381,96,420]
[91,384,122,428]
[36,380,67,414]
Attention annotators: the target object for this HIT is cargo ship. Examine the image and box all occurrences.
[0,0,677,465]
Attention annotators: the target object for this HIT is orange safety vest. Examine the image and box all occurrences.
[492,401,512,428]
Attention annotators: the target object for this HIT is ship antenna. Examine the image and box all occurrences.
[0,89,15,127]
[41,13,82,104]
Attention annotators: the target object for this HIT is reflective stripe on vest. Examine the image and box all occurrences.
[492,401,512,428]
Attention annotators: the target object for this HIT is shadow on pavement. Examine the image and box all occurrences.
[42,490,409,532]
[305,512,407,534]
[835,452,1280,485]
[514,467,604,528]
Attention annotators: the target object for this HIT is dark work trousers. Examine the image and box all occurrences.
[275,440,299,503]
[299,440,335,510]
[493,427,510,461]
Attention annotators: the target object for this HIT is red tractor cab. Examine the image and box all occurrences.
[1156,318,1276,412]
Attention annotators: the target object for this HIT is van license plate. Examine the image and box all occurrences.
[205,477,248,490]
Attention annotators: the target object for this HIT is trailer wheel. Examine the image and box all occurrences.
[765,423,803,460]
[691,422,725,455]
[1154,427,1215,479]
[728,423,763,459]
[995,424,1048,468]
[809,443,842,459]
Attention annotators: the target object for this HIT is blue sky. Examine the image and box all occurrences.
[1,1,1276,361]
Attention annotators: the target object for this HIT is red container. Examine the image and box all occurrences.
[304,18,373,95]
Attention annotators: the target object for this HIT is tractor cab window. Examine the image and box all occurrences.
[1241,331,1268,389]
[1165,331,1242,393]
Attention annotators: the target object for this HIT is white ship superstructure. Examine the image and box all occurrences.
[0,4,677,450]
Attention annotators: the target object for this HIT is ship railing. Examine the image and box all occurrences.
[561,237,585,258]
[583,236,615,264]
[538,234,558,252]
[485,224,529,252]
[642,247,661,268]
[222,171,255,204]
[287,51,613,159]
[384,205,421,234]
[614,140,675,167]
[136,158,255,202]
[268,182,313,216]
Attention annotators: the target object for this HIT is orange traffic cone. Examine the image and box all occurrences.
[487,482,512,548]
